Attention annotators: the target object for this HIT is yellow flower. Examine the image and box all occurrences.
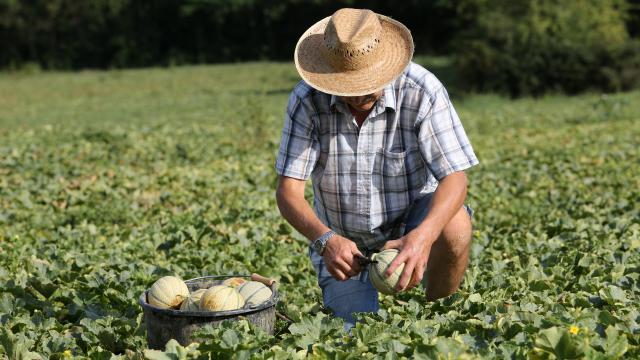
[63,350,72,358]
[569,326,579,335]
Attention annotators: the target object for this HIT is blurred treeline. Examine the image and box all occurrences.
[1,0,639,96]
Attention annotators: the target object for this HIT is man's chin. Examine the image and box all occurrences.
[350,103,375,112]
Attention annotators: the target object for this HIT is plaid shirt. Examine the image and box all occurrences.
[275,62,479,250]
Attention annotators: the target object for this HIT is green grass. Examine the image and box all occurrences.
[0,63,638,359]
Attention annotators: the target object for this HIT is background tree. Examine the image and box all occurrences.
[450,0,640,96]
[1,0,638,95]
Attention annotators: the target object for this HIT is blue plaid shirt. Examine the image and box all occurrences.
[275,62,479,249]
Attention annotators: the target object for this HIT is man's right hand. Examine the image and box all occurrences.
[321,235,364,281]
[275,176,364,281]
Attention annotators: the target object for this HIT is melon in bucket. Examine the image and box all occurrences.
[147,276,190,309]
[222,277,247,288]
[369,249,405,295]
[180,288,207,311]
[237,281,272,307]
[200,285,244,311]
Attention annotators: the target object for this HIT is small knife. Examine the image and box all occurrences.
[355,254,378,266]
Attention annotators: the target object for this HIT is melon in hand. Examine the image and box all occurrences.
[369,249,405,295]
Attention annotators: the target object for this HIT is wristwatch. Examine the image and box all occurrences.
[312,230,335,255]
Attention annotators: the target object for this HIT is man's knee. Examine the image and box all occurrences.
[437,207,472,258]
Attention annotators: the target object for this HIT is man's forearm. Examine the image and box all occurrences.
[413,171,468,241]
[276,178,331,243]
[277,177,362,280]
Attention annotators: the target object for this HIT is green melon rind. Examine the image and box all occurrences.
[370,259,396,295]
[369,250,404,295]
[180,288,207,311]
[238,281,272,307]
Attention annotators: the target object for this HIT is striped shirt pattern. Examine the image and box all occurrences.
[275,62,479,250]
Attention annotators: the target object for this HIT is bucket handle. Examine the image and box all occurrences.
[185,274,276,287]
[251,273,276,286]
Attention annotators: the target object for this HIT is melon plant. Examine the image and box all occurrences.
[369,249,405,295]
[222,277,247,288]
[180,288,207,311]
[147,276,190,309]
[237,281,272,307]
[200,285,244,311]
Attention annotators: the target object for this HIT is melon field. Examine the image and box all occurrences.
[0,62,638,359]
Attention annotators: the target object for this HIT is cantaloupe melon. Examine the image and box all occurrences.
[147,276,189,309]
[369,249,405,295]
[222,277,247,288]
[237,281,272,307]
[200,285,244,311]
[180,288,207,311]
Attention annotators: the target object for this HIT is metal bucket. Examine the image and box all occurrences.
[139,274,278,349]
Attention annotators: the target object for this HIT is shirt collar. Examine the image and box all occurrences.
[381,83,397,112]
[329,83,397,114]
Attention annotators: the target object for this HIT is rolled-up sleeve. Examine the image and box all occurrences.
[274,93,319,180]
[417,88,479,181]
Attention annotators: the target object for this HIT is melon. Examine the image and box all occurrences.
[222,277,247,288]
[200,285,244,311]
[147,276,189,309]
[237,281,272,307]
[180,288,207,311]
[369,249,405,295]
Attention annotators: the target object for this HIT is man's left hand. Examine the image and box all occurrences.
[382,229,436,292]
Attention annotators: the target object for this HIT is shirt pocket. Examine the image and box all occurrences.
[374,147,426,193]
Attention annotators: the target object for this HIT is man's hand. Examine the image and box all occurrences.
[322,235,364,281]
[382,229,436,291]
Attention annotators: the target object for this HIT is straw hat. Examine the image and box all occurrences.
[294,8,414,97]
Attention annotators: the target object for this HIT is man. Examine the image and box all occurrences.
[275,8,479,327]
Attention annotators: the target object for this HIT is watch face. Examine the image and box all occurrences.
[313,240,324,254]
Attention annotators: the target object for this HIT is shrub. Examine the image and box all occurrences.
[452,0,640,96]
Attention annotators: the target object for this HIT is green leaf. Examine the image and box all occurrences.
[604,326,628,358]
[143,349,178,360]
[468,293,482,303]
[533,327,583,359]
[143,339,198,360]
[0,327,42,360]
[598,311,619,326]
[221,329,240,349]
[607,286,627,302]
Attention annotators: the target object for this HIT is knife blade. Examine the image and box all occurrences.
[355,254,378,266]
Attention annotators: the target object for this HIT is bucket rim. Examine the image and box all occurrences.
[139,275,279,318]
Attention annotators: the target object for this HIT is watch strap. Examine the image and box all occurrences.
[312,230,335,254]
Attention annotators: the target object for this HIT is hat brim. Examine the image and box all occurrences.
[294,14,414,97]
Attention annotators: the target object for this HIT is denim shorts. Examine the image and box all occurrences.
[309,193,473,329]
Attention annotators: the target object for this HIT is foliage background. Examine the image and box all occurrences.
[1,0,639,95]
[0,0,457,69]
[451,0,640,96]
